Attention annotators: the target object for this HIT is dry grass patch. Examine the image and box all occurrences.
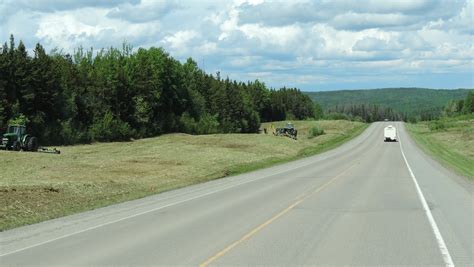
[0,120,366,230]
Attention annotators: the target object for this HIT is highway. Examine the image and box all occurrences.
[1,122,472,266]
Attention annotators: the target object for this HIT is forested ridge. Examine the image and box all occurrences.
[0,36,317,145]
[324,103,403,122]
[306,88,471,121]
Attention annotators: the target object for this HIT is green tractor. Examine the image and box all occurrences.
[0,124,39,152]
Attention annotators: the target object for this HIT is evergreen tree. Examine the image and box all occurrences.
[0,43,8,129]
[0,36,318,144]
[462,91,474,114]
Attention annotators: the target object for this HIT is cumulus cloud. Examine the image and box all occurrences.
[236,0,464,31]
[428,0,474,35]
[163,30,199,51]
[353,37,403,52]
[35,8,162,51]
[107,0,180,23]
[238,1,331,26]
[330,0,437,14]
[331,12,416,30]
[3,0,139,12]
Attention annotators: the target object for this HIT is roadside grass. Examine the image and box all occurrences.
[406,115,474,180]
[0,120,367,231]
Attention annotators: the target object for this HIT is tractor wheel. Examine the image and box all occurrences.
[27,137,39,152]
[12,141,20,151]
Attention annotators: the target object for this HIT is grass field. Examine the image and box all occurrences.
[406,115,474,180]
[0,120,367,231]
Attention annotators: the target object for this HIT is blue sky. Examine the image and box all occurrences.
[0,0,472,91]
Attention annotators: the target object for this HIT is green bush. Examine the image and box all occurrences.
[179,112,197,134]
[408,116,419,124]
[180,113,221,135]
[90,112,133,141]
[429,120,448,131]
[197,114,220,134]
[308,125,325,139]
[324,112,350,120]
[8,113,29,125]
[60,119,90,145]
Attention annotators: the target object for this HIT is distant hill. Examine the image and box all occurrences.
[305,88,472,118]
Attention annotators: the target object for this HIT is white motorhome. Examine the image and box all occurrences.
[384,125,397,142]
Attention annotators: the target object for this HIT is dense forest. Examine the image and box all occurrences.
[322,90,474,123]
[443,90,474,116]
[0,35,317,145]
[306,88,471,121]
[325,104,403,122]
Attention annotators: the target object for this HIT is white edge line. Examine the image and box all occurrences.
[398,130,455,267]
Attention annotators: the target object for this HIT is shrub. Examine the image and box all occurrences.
[180,113,221,135]
[179,112,197,134]
[408,116,419,124]
[324,112,350,120]
[90,112,133,141]
[8,113,29,125]
[308,125,325,139]
[429,120,447,131]
[60,119,90,145]
[196,114,220,134]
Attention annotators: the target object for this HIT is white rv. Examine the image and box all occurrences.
[384,125,397,142]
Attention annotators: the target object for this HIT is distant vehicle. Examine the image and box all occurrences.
[274,122,298,140]
[384,125,397,142]
[384,119,388,121]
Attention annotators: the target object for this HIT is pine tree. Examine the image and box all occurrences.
[463,91,474,114]
[0,43,8,129]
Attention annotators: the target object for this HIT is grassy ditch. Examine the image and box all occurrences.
[0,120,367,231]
[406,115,473,180]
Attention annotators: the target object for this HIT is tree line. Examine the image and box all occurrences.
[443,90,474,116]
[319,90,473,123]
[325,103,403,122]
[0,35,318,145]
[406,90,474,122]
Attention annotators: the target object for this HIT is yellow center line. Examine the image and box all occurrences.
[199,162,359,267]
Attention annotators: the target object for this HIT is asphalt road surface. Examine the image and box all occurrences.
[1,122,472,266]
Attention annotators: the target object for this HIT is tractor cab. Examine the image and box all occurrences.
[5,125,26,139]
[285,122,295,129]
[1,124,38,151]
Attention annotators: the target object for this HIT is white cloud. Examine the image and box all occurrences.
[239,24,304,48]
[331,0,436,14]
[2,0,139,12]
[428,0,474,35]
[353,37,403,52]
[331,12,416,30]
[236,0,465,30]
[107,0,180,23]
[34,8,162,51]
[163,30,199,51]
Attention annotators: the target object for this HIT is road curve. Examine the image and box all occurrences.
[1,122,472,266]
